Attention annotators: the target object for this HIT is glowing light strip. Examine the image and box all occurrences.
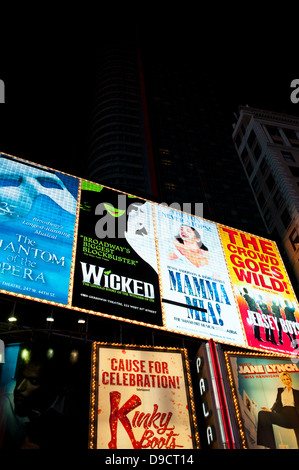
[208,340,235,449]
[0,152,298,358]
[68,178,82,306]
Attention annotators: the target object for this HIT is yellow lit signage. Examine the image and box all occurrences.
[1,152,299,356]
[89,343,200,449]
[218,225,299,356]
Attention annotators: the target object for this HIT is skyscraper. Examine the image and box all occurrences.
[233,106,299,290]
[86,33,265,235]
[86,34,156,197]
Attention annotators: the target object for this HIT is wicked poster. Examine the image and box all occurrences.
[72,182,162,326]
[89,343,199,449]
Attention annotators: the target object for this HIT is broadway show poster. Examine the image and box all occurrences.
[72,182,162,326]
[0,154,79,305]
[225,352,299,449]
[154,204,246,346]
[219,225,299,355]
[89,343,199,449]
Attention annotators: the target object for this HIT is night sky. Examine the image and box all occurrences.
[0,10,298,461]
[0,9,298,180]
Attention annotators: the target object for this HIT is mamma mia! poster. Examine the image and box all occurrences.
[154,204,246,346]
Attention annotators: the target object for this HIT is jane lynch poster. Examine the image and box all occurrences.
[225,352,299,449]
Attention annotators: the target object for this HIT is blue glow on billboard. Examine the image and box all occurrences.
[0,155,79,304]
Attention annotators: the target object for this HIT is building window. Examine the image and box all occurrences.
[240,124,246,134]
[161,159,172,166]
[251,175,260,192]
[235,132,242,148]
[240,148,250,166]
[273,189,284,209]
[265,125,284,144]
[245,160,253,176]
[266,173,275,192]
[259,157,269,175]
[263,207,273,228]
[281,208,291,229]
[247,130,257,147]
[283,128,299,147]
[289,228,299,251]
[257,191,266,208]
[253,142,262,160]
[164,183,176,190]
[288,166,299,177]
[282,150,295,163]
[159,148,170,155]
[247,129,262,160]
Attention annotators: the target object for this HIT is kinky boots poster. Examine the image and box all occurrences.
[72,182,162,326]
[89,343,200,449]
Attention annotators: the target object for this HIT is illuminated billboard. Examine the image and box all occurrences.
[154,204,246,346]
[224,351,299,449]
[0,154,79,305]
[89,343,200,449]
[72,182,163,325]
[0,152,299,356]
[219,225,299,356]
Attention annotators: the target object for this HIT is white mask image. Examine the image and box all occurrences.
[0,158,77,222]
[125,201,157,271]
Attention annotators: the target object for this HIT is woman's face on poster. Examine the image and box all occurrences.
[180,225,197,242]
[281,373,292,389]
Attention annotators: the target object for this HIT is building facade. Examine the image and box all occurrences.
[86,35,156,197]
[86,34,264,236]
[233,106,299,291]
